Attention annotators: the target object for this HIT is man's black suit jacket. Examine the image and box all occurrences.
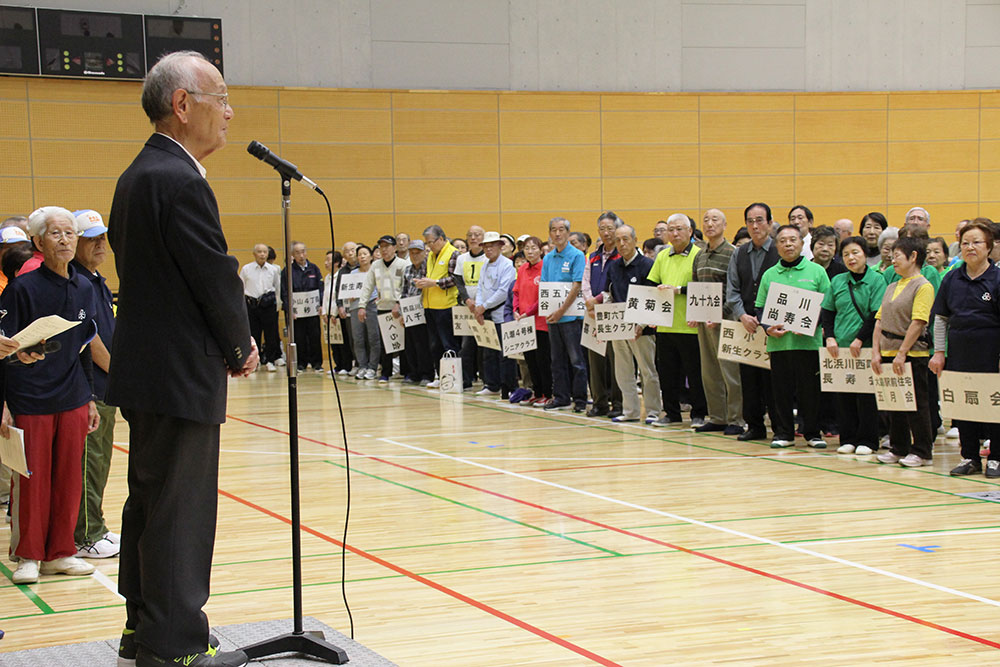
[107,133,251,425]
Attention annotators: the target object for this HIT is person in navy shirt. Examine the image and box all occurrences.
[930,219,1000,477]
[0,206,100,586]
[540,217,588,412]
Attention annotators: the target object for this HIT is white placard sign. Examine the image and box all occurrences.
[717,320,770,370]
[470,319,502,351]
[501,319,537,356]
[580,314,606,356]
[538,282,586,317]
[593,302,634,341]
[818,348,875,394]
[939,371,1000,423]
[399,296,425,327]
[0,426,28,477]
[452,307,475,336]
[872,363,916,411]
[378,312,405,353]
[337,273,365,301]
[761,284,823,336]
[322,317,344,345]
[292,290,320,319]
[685,282,724,323]
[624,285,674,328]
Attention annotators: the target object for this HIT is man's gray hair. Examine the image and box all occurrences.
[423,224,446,241]
[666,213,691,228]
[549,217,571,231]
[1,216,27,229]
[905,206,930,224]
[141,50,208,124]
[619,224,637,240]
[26,206,78,237]
[878,226,899,249]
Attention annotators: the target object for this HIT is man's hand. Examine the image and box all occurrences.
[767,324,787,339]
[87,400,101,433]
[338,306,348,320]
[892,351,907,376]
[826,338,839,359]
[466,298,477,314]
[414,277,436,289]
[0,336,18,358]
[0,403,11,439]
[657,284,680,295]
[231,338,260,377]
[546,306,566,324]
[740,314,759,334]
[871,351,883,376]
[358,309,366,323]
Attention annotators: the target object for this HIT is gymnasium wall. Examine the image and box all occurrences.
[2,75,999,290]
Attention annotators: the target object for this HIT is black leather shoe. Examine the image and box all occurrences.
[950,459,982,476]
[586,407,608,418]
[737,429,766,442]
[694,422,727,433]
[723,424,745,436]
[607,409,623,419]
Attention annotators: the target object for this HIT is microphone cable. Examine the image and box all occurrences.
[318,188,355,639]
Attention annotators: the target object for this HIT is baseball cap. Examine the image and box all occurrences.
[1,226,29,244]
[482,231,502,244]
[408,239,425,250]
[74,209,108,237]
[516,234,529,243]
[501,233,515,247]
[377,234,396,245]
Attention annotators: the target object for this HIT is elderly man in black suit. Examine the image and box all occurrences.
[108,51,256,667]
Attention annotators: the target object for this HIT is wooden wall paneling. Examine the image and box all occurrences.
[978,109,1000,140]
[887,91,979,109]
[278,90,389,109]
[31,141,140,179]
[224,107,281,144]
[0,100,28,138]
[886,203,977,235]
[394,213,500,237]
[793,93,887,111]
[29,102,150,141]
[394,145,499,179]
[698,144,794,177]
[699,111,794,145]
[392,109,498,144]
[32,177,117,213]
[499,111,600,145]
[394,179,499,212]
[315,180,395,214]
[794,142,886,174]
[804,205,886,229]
[392,91,497,111]
[0,177,34,218]
[501,177,601,212]
[281,144,393,179]
[698,94,795,112]
[887,108,979,142]
[794,174,887,206]
[602,145,699,178]
[979,140,1000,171]
[601,111,699,144]
[0,139,31,177]
[280,108,392,143]
[602,177,700,212]
[599,94,699,112]
[499,211,583,238]
[794,110,887,142]
[501,145,601,179]
[497,93,598,111]
[699,175,795,209]
[888,140,979,173]
[887,172,978,204]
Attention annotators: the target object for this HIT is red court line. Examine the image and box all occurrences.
[117,433,617,664]
[216,489,621,666]
[226,414,1000,651]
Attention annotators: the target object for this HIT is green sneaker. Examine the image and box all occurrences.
[126,634,226,667]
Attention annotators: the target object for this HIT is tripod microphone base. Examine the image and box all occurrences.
[242,629,349,663]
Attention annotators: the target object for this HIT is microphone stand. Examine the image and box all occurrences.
[241,174,348,664]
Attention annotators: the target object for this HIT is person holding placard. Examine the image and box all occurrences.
[726,203,780,441]
[690,208,743,435]
[333,242,359,375]
[647,213,706,427]
[872,236,934,467]
[414,225,461,388]
[821,236,887,455]
[346,244,380,380]
[540,217,588,412]
[400,240,436,386]
[583,212,623,418]
[358,235,409,384]
[605,225,662,424]
[281,241,324,374]
[455,226,487,391]
[755,225,831,449]
[513,236,551,406]
[474,232,517,398]
[930,220,1000,477]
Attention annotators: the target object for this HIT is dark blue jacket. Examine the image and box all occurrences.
[71,259,115,402]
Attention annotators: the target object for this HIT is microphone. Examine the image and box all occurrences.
[246,140,323,194]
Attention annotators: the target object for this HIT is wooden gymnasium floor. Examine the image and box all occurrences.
[3,371,1000,665]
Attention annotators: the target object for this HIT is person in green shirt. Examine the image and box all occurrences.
[821,236,888,455]
[755,225,831,449]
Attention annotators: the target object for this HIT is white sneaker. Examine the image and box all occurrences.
[363,368,377,380]
[836,443,855,454]
[854,445,874,456]
[354,368,365,379]
[879,435,891,449]
[12,559,39,584]
[275,358,286,367]
[877,451,901,464]
[104,531,120,544]
[899,453,932,467]
[337,369,350,376]
[76,536,120,559]
[475,387,500,396]
[807,438,828,449]
[946,427,959,441]
[770,439,793,448]
[266,362,276,372]
[690,417,706,428]
[40,556,94,576]
[426,379,440,389]
[937,424,947,435]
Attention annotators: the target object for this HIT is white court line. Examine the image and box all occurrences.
[378,437,1000,610]
[92,568,124,601]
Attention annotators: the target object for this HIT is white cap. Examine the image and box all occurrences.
[74,209,108,237]
[0,226,29,244]
[482,231,502,244]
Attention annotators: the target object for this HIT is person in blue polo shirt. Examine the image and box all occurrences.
[930,219,1000,477]
[541,217,588,412]
[0,206,100,585]
[70,209,121,559]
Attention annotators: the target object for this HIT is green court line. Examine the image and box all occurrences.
[0,560,55,614]
[0,601,122,622]
[391,387,1000,503]
[319,460,623,556]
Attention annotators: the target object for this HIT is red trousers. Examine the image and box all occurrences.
[10,405,88,561]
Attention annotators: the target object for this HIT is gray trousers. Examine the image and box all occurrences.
[697,322,744,427]
[612,336,662,420]
[350,302,381,371]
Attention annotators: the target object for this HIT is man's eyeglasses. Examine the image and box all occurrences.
[186,90,229,108]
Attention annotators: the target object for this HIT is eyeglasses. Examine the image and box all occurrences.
[960,240,987,248]
[186,90,229,108]
[45,229,79,241]
[746,217,768,226]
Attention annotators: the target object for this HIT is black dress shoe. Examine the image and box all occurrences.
[574,403,587,413]
[950,459,982,476]
[586,407,609,418]
[723,424,745,436]
[737,429,766,441]
[694,422,727,433]
[607,409,623,419]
